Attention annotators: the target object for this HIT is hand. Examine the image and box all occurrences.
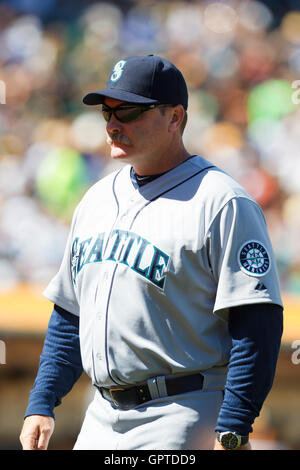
[213,438,252,450]
[20,415,55,450]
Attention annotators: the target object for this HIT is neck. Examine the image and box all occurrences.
[132,142,191,177]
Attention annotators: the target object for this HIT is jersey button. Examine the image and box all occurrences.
[96,353,102,360]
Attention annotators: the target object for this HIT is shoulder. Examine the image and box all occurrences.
[188,156,263,230]
[69,165,127,225]
[190,155,255,205]
[77,165,126,207]
[86,166,124,196]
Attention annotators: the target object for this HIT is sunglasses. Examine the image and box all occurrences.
[101,103,172,123]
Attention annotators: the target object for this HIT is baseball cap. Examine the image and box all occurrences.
[82,55,188,110]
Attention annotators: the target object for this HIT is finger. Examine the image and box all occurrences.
[37,428,52,450]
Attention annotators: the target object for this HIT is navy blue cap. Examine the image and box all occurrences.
[82,55,188,110]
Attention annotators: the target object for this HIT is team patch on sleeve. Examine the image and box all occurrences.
[238,240,271,277]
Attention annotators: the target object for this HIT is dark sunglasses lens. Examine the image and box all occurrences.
[102,111,111,122]
[101,105,151,123]
[115,107,144,122]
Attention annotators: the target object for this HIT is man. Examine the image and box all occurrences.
[20,55,283,451]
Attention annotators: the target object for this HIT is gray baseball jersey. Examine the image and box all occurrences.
[44,155,283,391]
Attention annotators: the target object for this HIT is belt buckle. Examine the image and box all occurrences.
[109,387,124,406]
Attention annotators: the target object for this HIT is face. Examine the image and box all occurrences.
[103,97,174,173]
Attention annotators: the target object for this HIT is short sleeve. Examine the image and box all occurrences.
[207,197,283,318]
[43,206,80,316]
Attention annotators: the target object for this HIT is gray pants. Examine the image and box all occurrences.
[73,388,223,450]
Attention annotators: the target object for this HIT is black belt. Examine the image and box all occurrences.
[98,373,204,410]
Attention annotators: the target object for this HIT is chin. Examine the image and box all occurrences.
[110,146,134,161]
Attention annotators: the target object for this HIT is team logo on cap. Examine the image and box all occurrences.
[238,240,271,276]
[110,60,126,82]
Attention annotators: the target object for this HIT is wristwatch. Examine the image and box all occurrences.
[216,431,249,450]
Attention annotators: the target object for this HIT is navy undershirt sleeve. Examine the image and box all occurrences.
[215,302,283,435]
[25,304,83,419]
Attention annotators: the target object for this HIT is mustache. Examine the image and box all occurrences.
[106,133,132,146]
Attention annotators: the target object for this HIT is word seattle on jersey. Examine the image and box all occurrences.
[71,229,170,290]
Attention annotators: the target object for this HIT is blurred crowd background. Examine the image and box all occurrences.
[0,0,300,293]
[0,0,300,450]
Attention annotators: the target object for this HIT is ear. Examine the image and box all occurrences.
[168,105,185,132]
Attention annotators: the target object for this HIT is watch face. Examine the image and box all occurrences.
[220,432,240,450]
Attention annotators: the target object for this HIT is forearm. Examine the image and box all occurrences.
[215,303,283,435]
[25,305,83,419]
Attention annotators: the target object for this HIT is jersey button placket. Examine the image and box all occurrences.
[96,195,145,383]
[97,311,103,320]
[92,266,112,382]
